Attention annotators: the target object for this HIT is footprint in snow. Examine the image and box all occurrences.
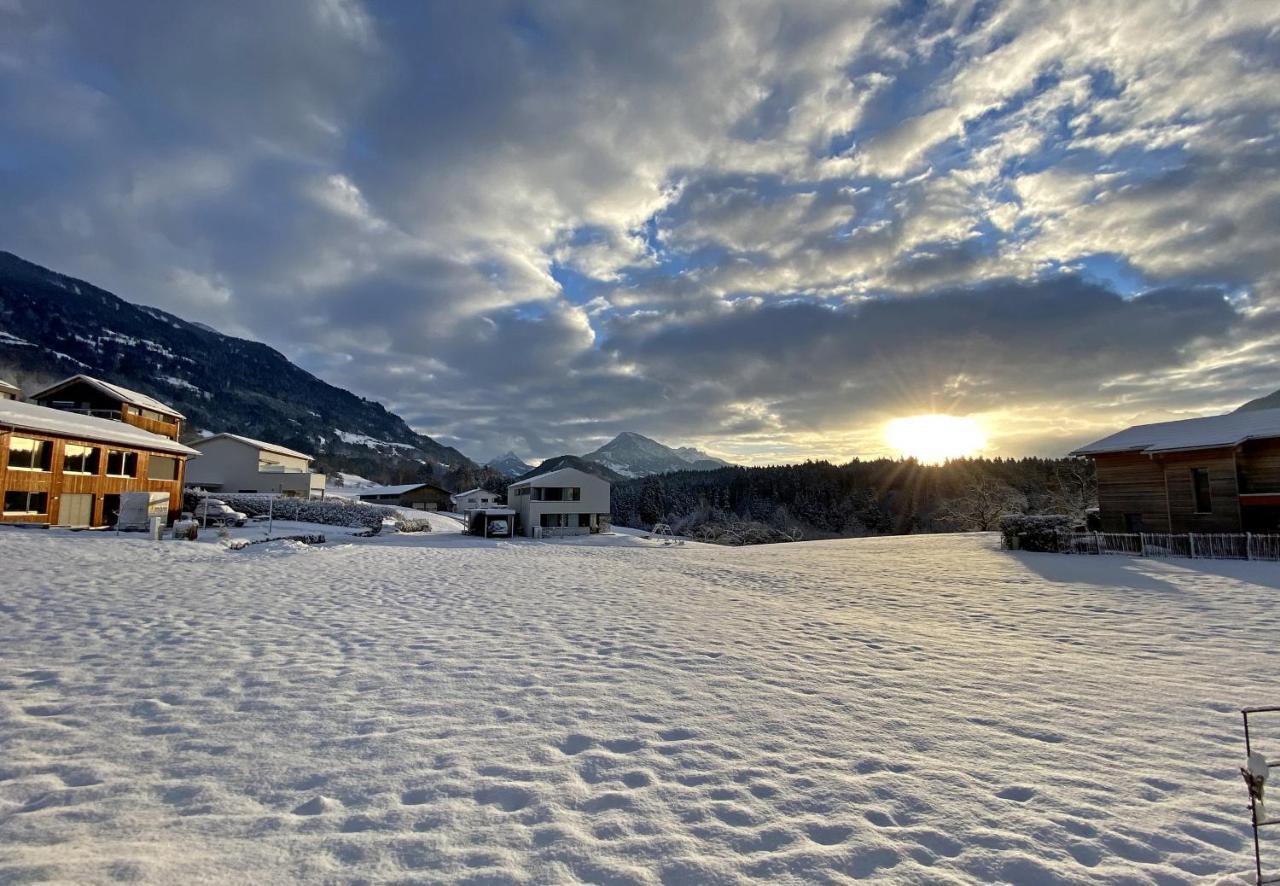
[996,785,1036,802]
[292,795,339,815]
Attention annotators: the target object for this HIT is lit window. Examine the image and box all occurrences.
[63,443,100,475]
[8,437,51,471]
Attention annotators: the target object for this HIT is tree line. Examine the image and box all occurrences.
[608,457,1096,544]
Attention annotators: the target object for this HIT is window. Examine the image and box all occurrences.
[3,490,48,515]
[63,443,100,475]
[533,486,581,502]
[8,437,51,471]
[147,455,178,481]
[106,450,139,478]
[1191,468,1212,514]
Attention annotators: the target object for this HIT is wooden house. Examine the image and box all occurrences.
[0,398,198,527]
[30,374,183,440]
[354,482,452,510]
[1073,407,1280,533]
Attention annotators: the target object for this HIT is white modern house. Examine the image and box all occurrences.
[451,487,500,512]
[506,466,611,537]
[184,433,325,498]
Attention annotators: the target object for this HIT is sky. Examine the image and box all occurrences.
[1,1,1278,465]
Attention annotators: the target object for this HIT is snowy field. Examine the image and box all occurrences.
[0,529,1274,884]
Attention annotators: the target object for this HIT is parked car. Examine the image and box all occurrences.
[192,498,248,527]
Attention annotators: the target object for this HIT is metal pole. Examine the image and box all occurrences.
[1245,710,1264,885]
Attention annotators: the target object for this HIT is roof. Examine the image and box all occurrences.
[508,466,609,488]
[451,487,494,498]
[31,374,184,419]
[0,399,199,456]
[0,379,19,395]
[471,507,516,515]
[192,433,313,461]
[355,483,445,498]
[1072,407,1280,456]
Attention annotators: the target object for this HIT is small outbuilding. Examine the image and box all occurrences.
[354,482,452,510]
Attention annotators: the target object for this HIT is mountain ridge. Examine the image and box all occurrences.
[0,250,474,482]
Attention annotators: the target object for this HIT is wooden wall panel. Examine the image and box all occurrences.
[1239,440,1280,493]
[1159,449,1241,532]
[1094,453,1170,532]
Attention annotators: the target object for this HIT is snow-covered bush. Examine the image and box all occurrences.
[188,492,384,532]
[393,516,432,533]
[999,514,1073,552]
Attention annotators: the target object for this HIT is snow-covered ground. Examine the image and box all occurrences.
[0,530,1272,884]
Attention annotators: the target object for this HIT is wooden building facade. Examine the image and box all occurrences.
[354,482,453,510]
[1075,409,1280,534]
[0,397,197,527]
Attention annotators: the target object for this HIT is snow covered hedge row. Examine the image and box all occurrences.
[187,493,385,532]
[999,514,1074,552]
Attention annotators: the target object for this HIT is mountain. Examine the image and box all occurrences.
[582,431,731,478]
[0,251,474,481]
[486,451,534,478]
[1237,389,1280,412]
[516,454,625,484]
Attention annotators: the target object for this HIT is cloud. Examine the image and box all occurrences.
[0,0,1277,463]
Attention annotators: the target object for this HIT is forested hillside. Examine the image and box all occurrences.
[610,457,1096,544]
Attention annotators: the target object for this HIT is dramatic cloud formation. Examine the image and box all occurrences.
[1,0,1277,463]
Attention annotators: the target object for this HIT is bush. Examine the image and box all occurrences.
[186,492,384,533]
[228,533,327,550]
[393,516,432,534]
[999,514,1073,552]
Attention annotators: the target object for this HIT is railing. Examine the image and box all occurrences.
[1063,532,1280,561]
[52,407,123,420]
[538,526,590,538]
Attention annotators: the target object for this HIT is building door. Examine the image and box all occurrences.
[102,494,121,526]
[60,493,94,527]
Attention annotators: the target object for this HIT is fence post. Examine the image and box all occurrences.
[1139,533,1146,557]
[1189,532,1196,558]
[1246,532,1253,561]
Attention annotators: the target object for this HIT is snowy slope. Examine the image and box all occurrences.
[0,531,1266,884]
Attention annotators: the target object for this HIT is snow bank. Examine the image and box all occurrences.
[0,531,1267,883]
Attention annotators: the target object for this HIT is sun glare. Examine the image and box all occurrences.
[885,414,986,464]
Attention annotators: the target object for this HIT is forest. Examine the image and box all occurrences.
[608,457,1096,545]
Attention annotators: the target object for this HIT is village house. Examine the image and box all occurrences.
[1072,407,1280,534]
[354,482,452,510]
[0,396,198,527]
[0,379,19,400]
[451,487,500,512]
[184,433,325,498]
[31,374,184,441]
[506,466,611,537]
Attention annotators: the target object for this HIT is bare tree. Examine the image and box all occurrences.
[935,477,1028,531]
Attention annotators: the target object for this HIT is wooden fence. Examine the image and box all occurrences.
[1062,532,1280,561]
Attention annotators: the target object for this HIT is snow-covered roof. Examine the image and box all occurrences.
[0,378,19,396]
[451,487,493,498]
[1072,407,1280,456]
[193,432,313,461]
[355,483,443,498]
[471,507,516,515]
[0,399,199,456]
[508,466,608,488]
[31,374,184,419]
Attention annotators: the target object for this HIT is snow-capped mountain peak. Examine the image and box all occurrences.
[582,432,731,478]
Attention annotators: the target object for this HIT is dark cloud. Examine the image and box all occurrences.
[0,0,1276,462]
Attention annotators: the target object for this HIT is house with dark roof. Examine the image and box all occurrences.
[354,482,452,511]
[184,432,325,498]
[1072,407,1280,533]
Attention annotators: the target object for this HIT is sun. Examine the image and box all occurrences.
[884,414,986,464]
